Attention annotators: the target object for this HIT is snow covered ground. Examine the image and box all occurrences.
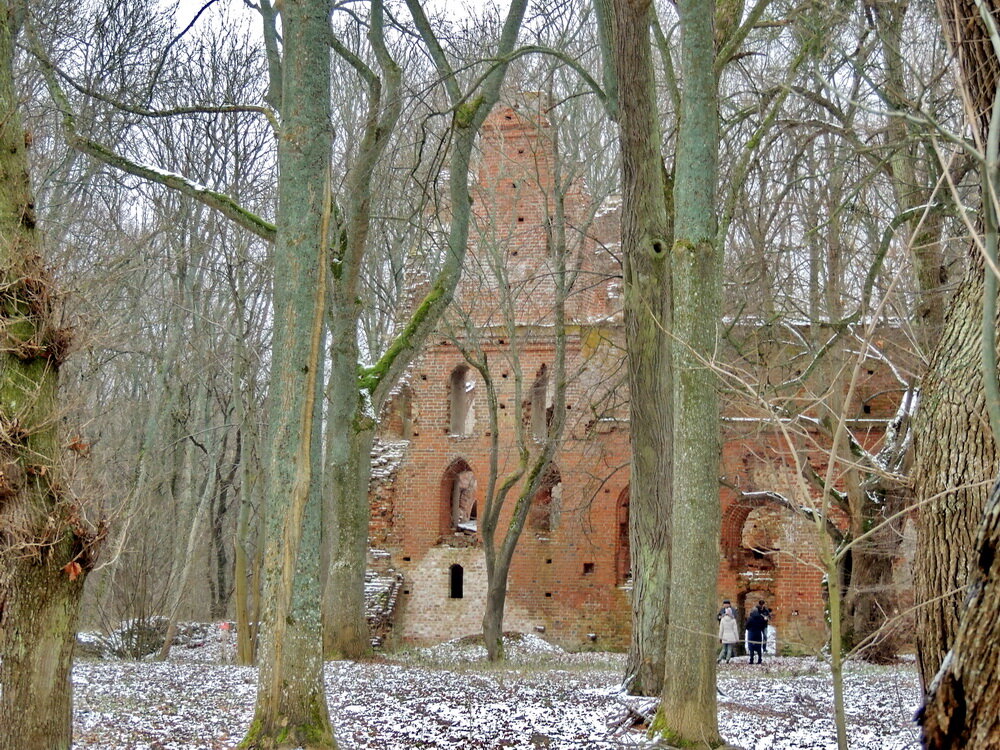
[71,632,921,749]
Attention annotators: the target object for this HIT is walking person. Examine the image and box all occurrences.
[745,605,768,664]
[718,609,739,664]
[755,600,772,653]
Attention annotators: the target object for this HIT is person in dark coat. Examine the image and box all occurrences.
[755,600,772,652]
[745,607,768,664]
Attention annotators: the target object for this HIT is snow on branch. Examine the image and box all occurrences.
[27,27,277,244]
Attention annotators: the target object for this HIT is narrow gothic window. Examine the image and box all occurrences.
[449,564,464,599]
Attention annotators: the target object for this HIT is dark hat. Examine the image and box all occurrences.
[723,599,731,604]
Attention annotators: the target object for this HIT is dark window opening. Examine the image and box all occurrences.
[862,404,872,415]
[583,562,594,575]
[449,564,464,599]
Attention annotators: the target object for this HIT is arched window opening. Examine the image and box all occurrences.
[530,465,562,532]
[615,487,631,585]
[449,365,476,435]
[449,564,464,599]
[530,364,552,440]
[452,469,477,529]
[441,459,477,534]
[741,505,781,566]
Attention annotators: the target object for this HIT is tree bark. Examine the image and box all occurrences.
[603,0,674,698]
[320,2,399,660]
[915,1,1000,743]
[914,0,1000,690]
[654,0,722,745]
[0,4,90,748]
[240,0,336,745]
[322,307,373,660]
[919,479,1000,748]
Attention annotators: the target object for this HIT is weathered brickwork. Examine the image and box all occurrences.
[370,104,905,653]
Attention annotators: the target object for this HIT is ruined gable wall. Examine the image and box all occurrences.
[370,104,908,652]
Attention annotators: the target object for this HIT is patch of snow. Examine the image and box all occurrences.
[69,652,920,749]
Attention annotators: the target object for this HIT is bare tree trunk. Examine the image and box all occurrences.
[913,165,995,690]
[234,477,255,664]
[0,5,90,748]
[322,310,373,660]
[654,0,722,745]
[600,0,674,697]
[241,0,336,745]
[232,261,259,665]
[915,2,1000,745]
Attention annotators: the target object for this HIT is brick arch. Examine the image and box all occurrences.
[721,494,782,566]
[615,486,630,585]
[440,458,476,535]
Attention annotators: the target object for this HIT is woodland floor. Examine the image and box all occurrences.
[71,631,921,749]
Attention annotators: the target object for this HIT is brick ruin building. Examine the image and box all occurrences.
[368,104,911,652]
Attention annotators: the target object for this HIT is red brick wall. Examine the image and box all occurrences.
[369,104,900,652]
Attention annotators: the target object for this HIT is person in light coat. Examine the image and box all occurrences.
[717,611,739,664]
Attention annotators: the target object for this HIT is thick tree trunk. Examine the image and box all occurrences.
[240,0,335,746]
[919,479,1000,748]
[915,4,1000,745]
[914,259,995,688]
[0,560,84,750]
[0,5,89,748]
[606,0,674,698]
[655,0,722,745]
[322,315,374,660]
